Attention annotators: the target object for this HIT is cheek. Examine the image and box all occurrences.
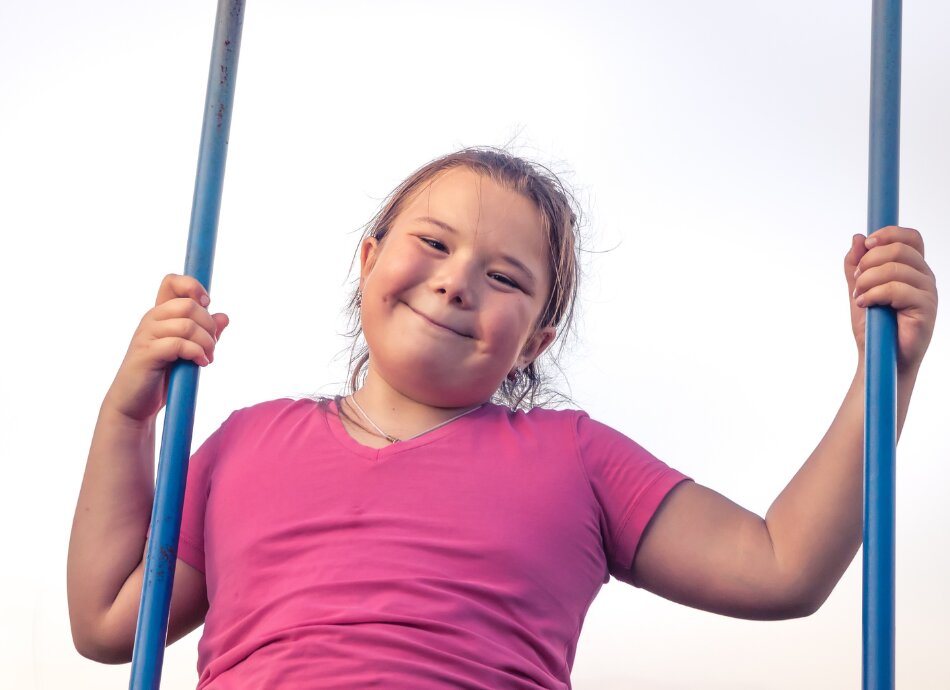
[366,249,426,297]
[481,301,534,353]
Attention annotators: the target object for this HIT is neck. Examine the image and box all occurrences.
[352,367,485,440]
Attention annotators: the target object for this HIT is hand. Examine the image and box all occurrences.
[844,226,938,375]
[104,274,230,422]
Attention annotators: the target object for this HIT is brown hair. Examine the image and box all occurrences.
[341,146,582,410]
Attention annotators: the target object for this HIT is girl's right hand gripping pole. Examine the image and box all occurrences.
[864,1,901,689]
[129,2,246,689]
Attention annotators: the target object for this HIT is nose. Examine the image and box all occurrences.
[433,256,476,307]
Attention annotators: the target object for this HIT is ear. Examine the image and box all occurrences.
[516,325,557,370]
[359,236,380,289]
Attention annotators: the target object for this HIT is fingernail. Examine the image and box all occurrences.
[853,267,860,279]
[856,295,866,307]
[865,237,878,248]
[200,294,210,307]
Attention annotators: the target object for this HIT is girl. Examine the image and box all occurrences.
[67,148,938,689]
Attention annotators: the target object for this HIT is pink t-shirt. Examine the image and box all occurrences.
[178,397,689,689]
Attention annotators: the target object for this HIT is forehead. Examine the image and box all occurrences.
[399,167,548,254]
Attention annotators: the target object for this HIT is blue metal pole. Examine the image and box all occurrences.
[129,2,245,689]
[863,1,900,688]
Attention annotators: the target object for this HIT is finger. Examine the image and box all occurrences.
[144,334,212,367]
[150,297,218,336]
[155,273,212,309]
[149,318,218,359]
[846,234,868,266]
[866,225,925,258]
[844,234,869,291]
[854,281,935,312]
[855,242,932,281]
[212,312,230,339]
[854,262,936,302]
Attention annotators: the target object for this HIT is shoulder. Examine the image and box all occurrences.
[484,403,586,428]
[236,395,319,414]
[494,405,635,445]
[230,395,322,419]
[192,397,330,472]
[474,404,652,449]
[472,403,583,441]
[211,396,326,439]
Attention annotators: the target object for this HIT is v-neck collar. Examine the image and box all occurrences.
[322,398,490,461]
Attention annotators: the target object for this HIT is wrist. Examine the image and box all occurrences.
[897,363,921,385]
[99,396,157,431]
[855,351,921,382]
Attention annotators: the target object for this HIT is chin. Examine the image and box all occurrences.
[400,375,495,409]
[378,357,500,409]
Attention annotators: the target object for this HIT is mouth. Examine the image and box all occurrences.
[405,303,472,338]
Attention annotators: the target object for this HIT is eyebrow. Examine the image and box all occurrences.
[416,216,537,284]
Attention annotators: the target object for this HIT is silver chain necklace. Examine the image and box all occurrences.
[347,394,483,444]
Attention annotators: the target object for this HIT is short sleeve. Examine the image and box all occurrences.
[573,412,690,586]
[177,411,238,573]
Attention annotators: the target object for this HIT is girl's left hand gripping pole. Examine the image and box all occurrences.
[129,2,245,689]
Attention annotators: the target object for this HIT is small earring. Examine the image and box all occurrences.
[356,289,362,307]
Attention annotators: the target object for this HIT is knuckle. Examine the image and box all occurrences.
[184,298,200,315]
[897,241,916,258]
[175,339,192,359]
[178,337,200,358]
[148,339,177,364]
[184,319,200,339]
[164,296,186,313]
[181,298,207,323]
[164,273,203,297]
[164,297,185,316]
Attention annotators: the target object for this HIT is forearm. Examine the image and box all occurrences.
[764,359,919,610]
[67,397,156,641]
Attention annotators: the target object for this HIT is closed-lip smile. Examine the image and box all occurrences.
[405,303,471,338]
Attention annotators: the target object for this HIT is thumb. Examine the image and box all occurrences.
[844,233,867,292]
[212,312,230,339]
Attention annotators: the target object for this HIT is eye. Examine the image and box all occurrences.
[420,237,447,252]
[489,273,521,290]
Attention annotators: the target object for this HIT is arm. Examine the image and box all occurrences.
[67,403,209,662]
[67,403,157,658]
[67,274,226,661]
[631,364,915,620]
[631,227,936,619]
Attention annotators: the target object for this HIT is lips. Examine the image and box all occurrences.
[405,303,472,338]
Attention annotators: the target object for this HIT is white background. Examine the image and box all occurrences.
[2,1,948,687]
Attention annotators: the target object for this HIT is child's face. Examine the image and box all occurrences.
[359,167,556,407]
